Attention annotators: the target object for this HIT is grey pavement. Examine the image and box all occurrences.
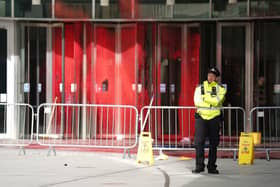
[0,148,279,187]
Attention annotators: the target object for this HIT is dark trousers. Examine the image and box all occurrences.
[194,115,220,170]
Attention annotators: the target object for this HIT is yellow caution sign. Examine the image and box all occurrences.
[136,132,154,166]
[241,132,261,145]
[238,133,254,165]
[251,132,261,145]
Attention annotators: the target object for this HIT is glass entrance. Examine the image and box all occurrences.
[158,24,200,138]
[0,28,7,135]
[253,22,280,136]
[23,26,47,110]
[220,25,246,107]
[254,22,280,107]
[21,23,64,135]
[217,23,250,135]
[159,25,182,135]
[22,26,47,136]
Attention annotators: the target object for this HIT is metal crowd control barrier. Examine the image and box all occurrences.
[0,103,34,154]
[140,106,246,159]
[36,103,138,155]
[250,106,280,160]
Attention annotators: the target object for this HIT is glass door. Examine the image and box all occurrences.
[21,23,64,135]
[217,22,252,133]
[254,22,280,107]
[159,24,183,135]
[0,28,7,136]
[157,24,200,138]
[254,22,280,136]
[219,25,246,107]
[23,26,47,111]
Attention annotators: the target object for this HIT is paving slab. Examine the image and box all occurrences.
[0,148,279,187]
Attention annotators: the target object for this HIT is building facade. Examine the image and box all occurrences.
[1,0,280,139]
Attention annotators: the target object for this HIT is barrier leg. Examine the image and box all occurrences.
[123,149,131,159]
[266,149,270,161]
[233,149,237,161]
[155,149,168,160]
[47,146,56,156]
[18,146,26,156]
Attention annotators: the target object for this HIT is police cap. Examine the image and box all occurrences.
[208,67,220,77]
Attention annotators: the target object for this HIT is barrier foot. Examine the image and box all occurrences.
[18,146,26,156]
[233,149,237,161]
[266,149,270,161]
[123,149,131,159]
[155,150,168,160]
[47,146,56,156]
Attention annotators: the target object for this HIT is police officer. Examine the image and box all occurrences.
[192,67,226,174]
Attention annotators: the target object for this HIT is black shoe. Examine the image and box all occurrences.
[192,168,205,174]
[208,169,219,174]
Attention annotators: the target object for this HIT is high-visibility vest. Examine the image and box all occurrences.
[194,80,226,120]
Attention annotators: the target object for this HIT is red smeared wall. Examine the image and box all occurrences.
[95,26,116,136]
[136,24,148,110]
[119,27,136,105]
[136,23,157,135]
[94,25,138,136]
[157,26,182,140]
[188,30,200,137]
[179,29,200,138]
[86,23,93,104]
[51,23,199,139]
[95,27,116,105]
[52,27,62,134]
[53,28,62,104]
[155,26,200,140]
[52,23,83,137]
[118,26,137,135]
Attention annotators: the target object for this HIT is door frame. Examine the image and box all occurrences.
[156,23,200,138]
[157,23,200,106]
[19,23,65,136]
[0,21,15,138]
[217,22,254,129]
[20,22,64,107]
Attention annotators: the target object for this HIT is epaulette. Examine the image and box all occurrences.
[220,84,227,90]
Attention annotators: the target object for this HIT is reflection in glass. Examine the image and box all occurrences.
[212,0,247,17]
[251,0,280,16]
[160,26,182,135]
[254,22,280,106]
[253,22,280,139]
[23,27,46,110]
[174,0,209,18]
[137,0,209,18]
[0,29,7,95]
[137,0,171,18]
[221,26,245,136]
[222,26,245,107]
[95,0,133,19]
[0,0,11,17]
[55,0,92,18]
[15,0,51,18]
[0,29,7,133]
